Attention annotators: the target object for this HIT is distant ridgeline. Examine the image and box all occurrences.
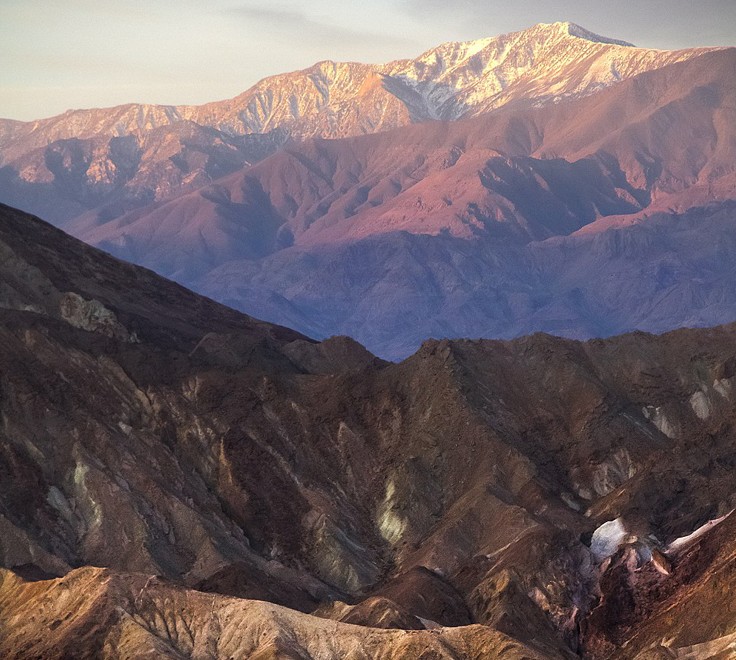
[0,23,734,358]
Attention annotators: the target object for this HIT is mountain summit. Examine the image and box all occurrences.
[0,25,734,359]
[547,20,635,46]
[0,22,697,144]
[0,22,716,229]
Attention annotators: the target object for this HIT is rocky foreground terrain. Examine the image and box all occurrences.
[1,201,736,657]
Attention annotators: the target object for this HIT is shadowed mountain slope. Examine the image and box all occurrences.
[2,203,736,656]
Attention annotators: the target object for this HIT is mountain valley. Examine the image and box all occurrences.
[67,46,736,358]
[3,24,733,359]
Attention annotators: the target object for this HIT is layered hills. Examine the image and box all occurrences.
[82,47,736,358]
[0,22,721,225]
[1,24,734,359]
[2,202,736,657]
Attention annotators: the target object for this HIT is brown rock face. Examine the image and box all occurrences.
[582,513,736,658]
[1,202,736,657]
[0,567,554,659]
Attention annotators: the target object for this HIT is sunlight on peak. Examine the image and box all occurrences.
[417,21,635,64]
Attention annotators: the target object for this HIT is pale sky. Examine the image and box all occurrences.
[2,0,735,121]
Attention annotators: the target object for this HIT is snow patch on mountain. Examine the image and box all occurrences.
[0,22,720,162]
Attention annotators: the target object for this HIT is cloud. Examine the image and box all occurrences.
[220,3,423,54]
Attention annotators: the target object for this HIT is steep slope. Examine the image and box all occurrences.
[3,203,736,657]
[75,48,736,358]
[0,202,349,608]
[0,22,719,228]
[0,122,285,228]
[582,512,736,657]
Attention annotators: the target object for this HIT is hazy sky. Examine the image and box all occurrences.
[2,0,735,121]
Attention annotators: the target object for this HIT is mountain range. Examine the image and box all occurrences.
[2,201,736,658]
[3,18,736,658]
[0,23,736,359]
[1,21,735,360]
[3,21,695,229]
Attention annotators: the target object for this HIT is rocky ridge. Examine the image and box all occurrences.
[1,203,736,657]
[0,22,719,227]
[1,22,711,146]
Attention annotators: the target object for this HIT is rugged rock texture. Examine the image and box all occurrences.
[0,121,285,228]
[583,513,736,657]
[1,203,736,657]
[0,567,552,659]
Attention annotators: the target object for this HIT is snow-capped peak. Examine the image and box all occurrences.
[408,22,632,68]
[2,22,718,152]
[557,22,635,47]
